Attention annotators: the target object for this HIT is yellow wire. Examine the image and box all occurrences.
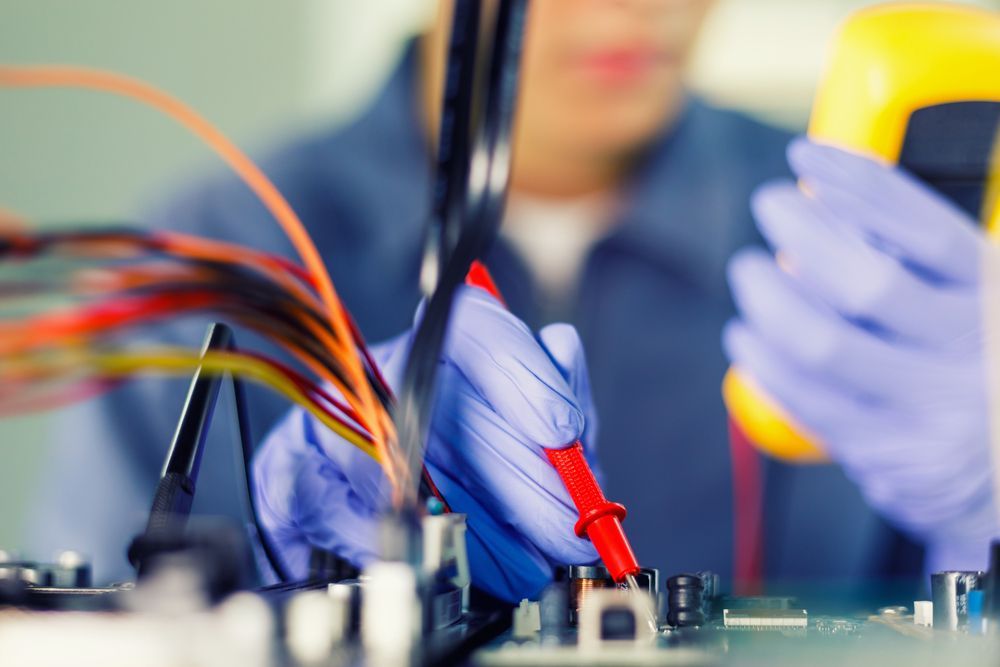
[6,348,378,460]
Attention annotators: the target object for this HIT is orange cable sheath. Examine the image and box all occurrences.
[0,207,26,230]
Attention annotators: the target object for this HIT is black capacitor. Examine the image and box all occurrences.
[540,579,569,640]
[667,574,705,628]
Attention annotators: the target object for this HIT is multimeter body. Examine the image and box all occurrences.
[724,2,1000,462]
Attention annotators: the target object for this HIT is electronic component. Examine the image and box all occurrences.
[986,540,1000,628]
[512,600,541,639]
[968,591,986,635]
[360,562,421,661]
[666,574,705,628]
[722,608,808,630]
[0,551,91,589]
[565,565,614,626]
[577,589,657,650]
[538,578,570,642]
[561,565,659,628]
[422,512,471,619]
[914,600,934,627]
[284,589,348,664]
[931,571,985,631]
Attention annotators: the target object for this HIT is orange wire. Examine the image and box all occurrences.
[0,206,26,230]
[0,65,394,483]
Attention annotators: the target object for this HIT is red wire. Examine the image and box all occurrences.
[0,378,121,416]
[238,349,371,443]
[0,291,220,348]
[729,417,764,595]
[345,313,392,399]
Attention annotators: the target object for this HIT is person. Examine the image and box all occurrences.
[26,0,996,601]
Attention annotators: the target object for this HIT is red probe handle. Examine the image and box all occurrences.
[464,261,641,583]
[545,442,640,582]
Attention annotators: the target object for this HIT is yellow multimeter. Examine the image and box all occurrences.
[723,2,1000,463]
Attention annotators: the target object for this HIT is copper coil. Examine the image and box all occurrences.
[570,575,614,623]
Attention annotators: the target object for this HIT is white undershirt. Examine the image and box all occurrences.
[501,193,617,310]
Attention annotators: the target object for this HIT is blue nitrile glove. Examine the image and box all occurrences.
[724,137,1000,573]
[252,287,600,601]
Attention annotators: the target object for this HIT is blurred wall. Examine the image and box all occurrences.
[1,0,997,553]
[689,0,1000,127]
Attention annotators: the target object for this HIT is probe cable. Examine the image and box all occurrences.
[394,0,529,507]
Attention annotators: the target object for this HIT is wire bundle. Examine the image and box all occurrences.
[0,66,405,493]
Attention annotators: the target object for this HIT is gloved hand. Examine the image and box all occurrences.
[252,286,600,601]
[724,137,1000,572]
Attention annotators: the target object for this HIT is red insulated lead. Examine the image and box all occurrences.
[464,260,641,583]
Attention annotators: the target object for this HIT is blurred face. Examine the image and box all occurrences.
[422,0,716,196]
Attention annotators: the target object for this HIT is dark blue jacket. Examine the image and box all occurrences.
[27,54,919,595]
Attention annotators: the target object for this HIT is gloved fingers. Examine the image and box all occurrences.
[292,447,382,568]
[442,286,584,449]
[722,319,883,441]
[727,248,966,404]
[537,323,600,458]
[752,181,980,347]
[836,431,997,537]
[426,362,599,565]
[726,316,993,527]
[301,406,391,511]
[252,418,339,579]
[254,410,382,576]
[427,462,581,602]
[787,138,982,285]
[299,333,415,511]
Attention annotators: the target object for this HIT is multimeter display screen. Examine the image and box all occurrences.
[899,101,1000,223]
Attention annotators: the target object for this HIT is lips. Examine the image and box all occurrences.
[576,46,676,85]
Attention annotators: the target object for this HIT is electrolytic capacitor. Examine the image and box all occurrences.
[931,571,984,631]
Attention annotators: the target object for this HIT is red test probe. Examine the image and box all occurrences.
[464,260,644,587]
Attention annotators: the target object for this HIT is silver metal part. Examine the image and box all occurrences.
[625,573,660,634]
[931,571,984,630]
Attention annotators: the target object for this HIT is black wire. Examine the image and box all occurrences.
[2,224,397,411]
[394,0,530,507]
[425,0,482,281]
